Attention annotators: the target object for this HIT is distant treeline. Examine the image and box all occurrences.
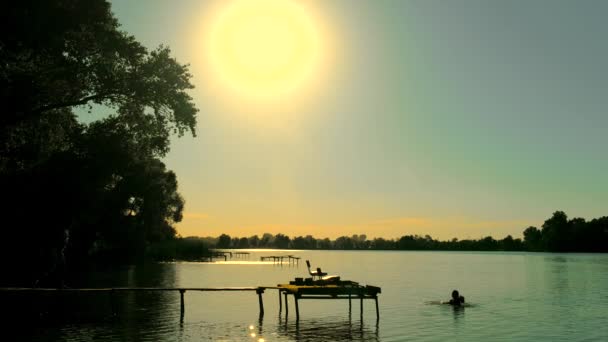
[201,211,607,253]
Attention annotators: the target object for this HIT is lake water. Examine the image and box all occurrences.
[5,250,608,341]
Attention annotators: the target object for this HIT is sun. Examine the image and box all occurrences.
[206,0,324,99]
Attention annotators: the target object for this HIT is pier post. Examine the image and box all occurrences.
[256,288,265,316]
[179,289,185,318]
[375,296,379,320]
[284,292,289,316]
[360,296,363,317]
[349,292,352,312]
[278,290,282,313]
[110,289,116,316]
[295,295,300,321]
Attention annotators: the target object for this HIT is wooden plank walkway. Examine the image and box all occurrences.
[0,287,265,321]
[1,287,259,292]
[1,282,381,321]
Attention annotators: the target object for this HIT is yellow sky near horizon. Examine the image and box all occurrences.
[177,212,538,240]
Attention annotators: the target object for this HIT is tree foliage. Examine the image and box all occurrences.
[1,0,197,135]
[1,0,198,286]
[523,226,542,251]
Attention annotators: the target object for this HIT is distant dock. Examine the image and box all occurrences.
[207,251,300,264]
[234,251,250,258]
[260,255,300,265]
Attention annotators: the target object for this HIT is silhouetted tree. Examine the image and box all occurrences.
[248,235,260,248]
[334,236,354,249]
[478,236,498,250]
[541,211,570,252]
[584,217,608,252]
[1,0,198,286]
[217,234,232,249]
[291,236,307,249]
[274,234,291,249]
[397,235,418,250]
[237,237,250,248]
[523,226,542,251]
[0,1,197,131]
[304,235,318,249]
[371,238,395,250]
[317,238,332,249]
[351,234,369,249]
[260,233,274,247]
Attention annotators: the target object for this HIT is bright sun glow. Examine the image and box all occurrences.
[205,0,324,99]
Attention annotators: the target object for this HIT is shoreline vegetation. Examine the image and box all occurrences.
[147,211,608,264]
[162,211,606,260]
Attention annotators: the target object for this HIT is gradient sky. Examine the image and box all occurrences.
[108,0,608,240]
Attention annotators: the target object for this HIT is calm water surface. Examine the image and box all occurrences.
[6,250,608,341]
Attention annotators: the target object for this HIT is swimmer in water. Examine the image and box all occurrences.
[448,290,465,306]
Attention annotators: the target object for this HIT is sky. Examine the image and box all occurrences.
[108,0,608,240]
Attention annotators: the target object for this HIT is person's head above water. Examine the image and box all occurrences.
[449,290,465,306]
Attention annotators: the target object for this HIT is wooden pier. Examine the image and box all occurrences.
[207,251,299,264]
[209,250,232,260]
[1,281,380,322]
[0,287,265,321]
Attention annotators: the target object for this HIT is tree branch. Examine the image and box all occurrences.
[33,92,115,114]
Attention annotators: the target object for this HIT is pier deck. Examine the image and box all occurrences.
[276,283,381,320]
